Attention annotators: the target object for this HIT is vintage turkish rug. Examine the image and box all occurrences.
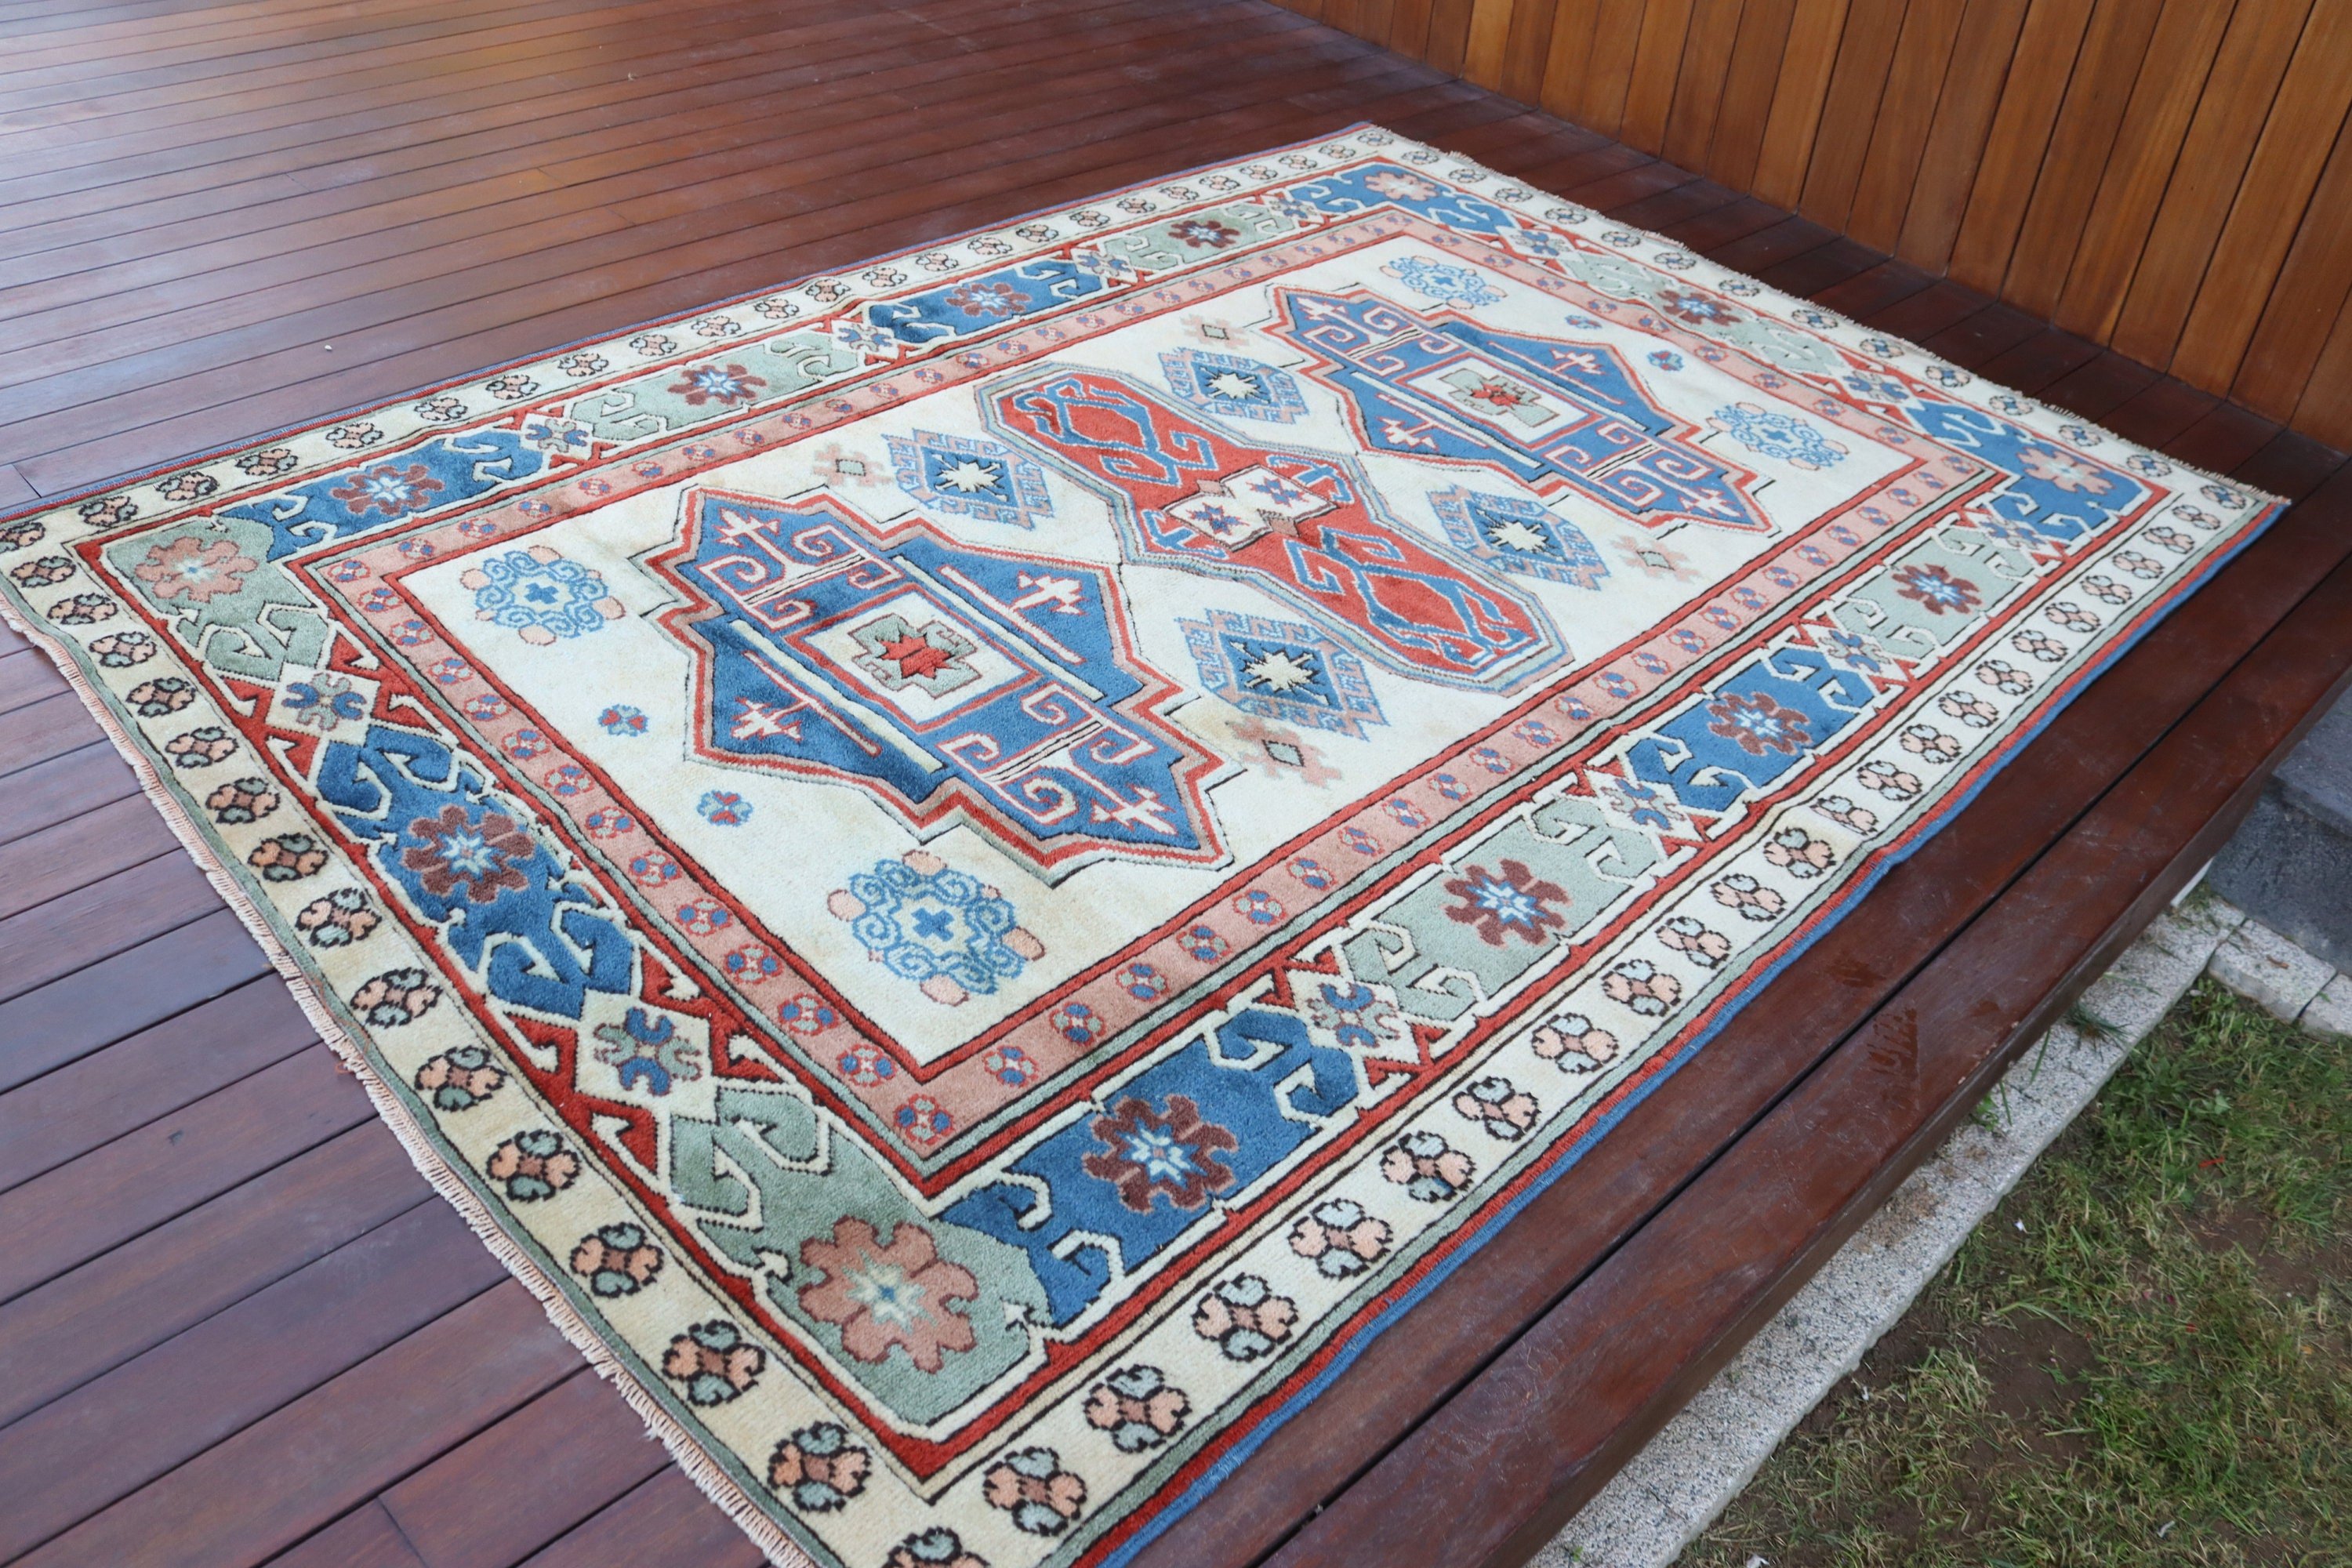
[0,126,2281,1568]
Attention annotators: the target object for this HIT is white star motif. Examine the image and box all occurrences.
[1243,648,1318,693]
[1206,370,1261,400]
[935,457,1004,495]
[1486,517,1551,554]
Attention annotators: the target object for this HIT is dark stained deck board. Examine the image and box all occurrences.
[0,2,2342,1566]
[1275,492,2352,1568]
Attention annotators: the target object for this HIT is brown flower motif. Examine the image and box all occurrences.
[79,495,137,527]
[1454,1076,1541,1138]
[132,536,257,604]
[1705,691,1813,757]
[88,632,156,667]
[1602,959,1682,1016]
[1710,873,1786,923]
[1763,827,1835,877]
[1082,1094,1238,1214]
[662,1319,764,1406]
[1900,724,1960,764]
[1939,691,2000,728]
[981,1446,1087,1536]
[1192,1274,1297,1360]
[126,677,194,716]
[2018,445,2113,494]
[1288,1197,1391,1276]
[205,776,279,825]
[1441,858,1569,946]
[1083,1364,1191,1451]
[47,593,117,625]
[797,1218,978,1373]
[571,1222,663,1298]
[248,833,327,881]
[401,804,534,904]
[1531,1011,1620,1073]
[9,555,72,587]
[350,968,441,1029]
[1815,795,1881,840]
[1857,760,1921,800]
[945,280,1025,318]
[768,1422,871,1512]
[1381,1131,1474,1202]
[1658,915,1731,967]
[165,727,236,767]
[416,1044,504,1112]
[1890,562,1981,616]
[484,1127,576,1199]
[1657,286,1739,326]
[667,362,765,406]
[296,887,379,947]
[235,448,297,477]
[1168,218,1240,249]
[329,461,444,518]
[883,1528,987,1568]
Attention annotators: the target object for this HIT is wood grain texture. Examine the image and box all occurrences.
[1944,0,2095,294]
[2203,5,2352,416]
[1893,0,2029,268]
[1701,0,1795,191]
[1748,0,1847,207]
[0,3,2344,1568]
[2103,0,2312,364]
[1275,0,2352,443]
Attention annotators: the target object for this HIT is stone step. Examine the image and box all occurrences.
[2209,685,2352,971]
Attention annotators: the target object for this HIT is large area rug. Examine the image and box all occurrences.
[0,126,2281,1568]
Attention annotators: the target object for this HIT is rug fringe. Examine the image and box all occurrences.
[0,595,820,1568]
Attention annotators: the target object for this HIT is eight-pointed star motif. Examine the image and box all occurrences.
[1241,647,1319,694]
[1484,516,1551,554]
[933,456,1006,495]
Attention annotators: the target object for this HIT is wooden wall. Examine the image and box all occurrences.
[1272,0,2352,448]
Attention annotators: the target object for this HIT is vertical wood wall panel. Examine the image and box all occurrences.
[1895,0,2030,269]
[1535,0,1605,119]
[1845,0,1972,252]
[1264,0,2352,448]
[2296,296,2352,450]
[2048,0,2235,339]
[1793,1,1904,230]
[1749,0,1846,207]
[1704,0,1798,190]
[1660,0,1743,172]
[1944,0,2096,296]
[2172,2,2352,391]
[1619,0,1698,149]
[1577,0,1650,133]
[2235,109,2352,435]
[2107,0,2314,366]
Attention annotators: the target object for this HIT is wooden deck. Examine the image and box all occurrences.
[0,2,2347,1566]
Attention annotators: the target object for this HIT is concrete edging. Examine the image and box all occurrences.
[1539,892,2344,1566]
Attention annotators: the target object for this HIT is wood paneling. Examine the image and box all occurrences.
[1274,0,2352,448]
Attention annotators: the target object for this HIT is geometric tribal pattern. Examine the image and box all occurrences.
[0,125,2280,1568]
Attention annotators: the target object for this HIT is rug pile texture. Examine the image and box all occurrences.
[0,125,2280,1568]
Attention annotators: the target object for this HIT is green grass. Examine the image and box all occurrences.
[1682,980,2352,1568]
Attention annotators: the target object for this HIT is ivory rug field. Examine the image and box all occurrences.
[0,126,2282,1568]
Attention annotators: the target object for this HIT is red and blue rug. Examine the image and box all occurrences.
[0,125,2281,1568]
